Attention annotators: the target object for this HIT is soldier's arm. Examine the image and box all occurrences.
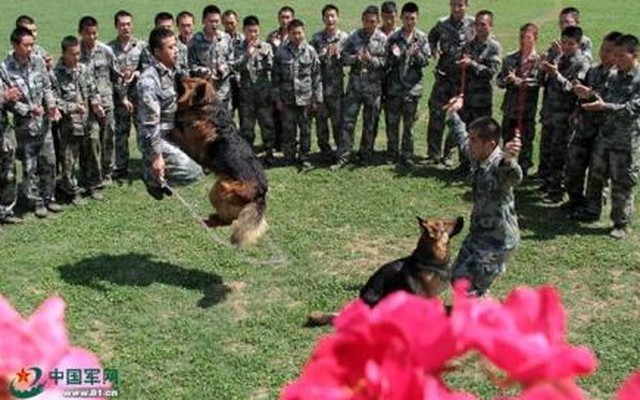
[271,51,282,102]
[469,42,502,78]
[427,22,440,58]
[497,157,523,188]
[86,69,101,107]
[445,111,471,160]
[231,45,250,71]
[136,74,162,158]
[340,35,359,66]
[53,74,74,114]
[410,38,431,68]
[106,47,127,101]
[366,37,387,70]
[187,41,202,67]
[602,82,640,118]
[311,51,323,105]
[553,59,589,93]
[41,60,57,112]
[495,56,511,89]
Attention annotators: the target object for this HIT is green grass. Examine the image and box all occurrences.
[1,1,639,399]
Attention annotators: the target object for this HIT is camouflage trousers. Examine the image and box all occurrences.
[114,103,134,177]
[281,104,312,162]
[502,118,536,175]
[336,90,381,159]
[139,136,204,189]
[583,141,639,227]
[451,237,514,296]
[427,78,460,159]
[385,95,419,160]
[541,115,573,194]
[565,128,598,205]
[98,109,116,179]
[238,95,275,151]
[17,129,57,207]
[315,96,342,155]
[58,120,102,196]
[0,128,17,218]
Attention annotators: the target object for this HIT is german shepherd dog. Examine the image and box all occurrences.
[307,216,464,326]
[170,76,268,246]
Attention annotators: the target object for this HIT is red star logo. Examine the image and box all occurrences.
[16,368,31,384]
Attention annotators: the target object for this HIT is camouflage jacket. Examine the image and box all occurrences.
[272,41,323,106]
[341,28,387,98]
[2,53,56,135]
[188,30,234,100]
[447,112,522,251]
[53,60,101,135]
[232,39,273,101]
[137,57,177,157]
[497,50,542,120]
[266,28,288,52]
[310,29,348,99]
[463,36,502,107]
[80,41,123,111]
[574,64,615,134]
[598,64,640,148]
[428,15,475,83]
[541,51,590,121]
[385,28,431,98]
[139,39,189,73]
[0,74,10,135]
[108,37,147,100]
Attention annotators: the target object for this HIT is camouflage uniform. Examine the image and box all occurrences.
[266,28,288,152]
[334,28,387,162]
[80,41,123,181]
[0,72,18,219]
[377,26,399,156]
[228,32,245,118]
[272,40,323,163]
[53,60,102,196]
[232,39,275,152]
[139,39,189,73]
[565,64,614,207]
[447,112,522,296]
[137,57,203,188]
[188,30,234,109]
[32,44,60,175]
[461,36,502,124]
[2,53,58,208]
[384,28,430,162]
[310,28,348,157]
[426,15,475,161]
[496,50,542,175]
[108,37,147,178]
[582,65,640,229]
[539,51,590,198]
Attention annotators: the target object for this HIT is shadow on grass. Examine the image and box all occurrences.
[57,253,231,308]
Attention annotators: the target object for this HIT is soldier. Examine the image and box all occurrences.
[272,19,322,168]
[0,68,22,224]
[310,4,348,161]
[384,1,430,166]
[564,32,621,213]
[539,26,590,203]
[574,34,640,239]
[331,6,387,169]
[377,1,399,149]
[233,15,276,164]
[189,5,234,111]
[176,11,195,46]
[223,9,245,120]
[426,0,474,166]
[108,10,145,180]
[78,16,126,187]
[3,27,62,218]
[445,95,523,296]
[152,12,189,72]
[137,27,203,200]
[549,7,593,62]
[54,36,105,205]
[497,23,542,178]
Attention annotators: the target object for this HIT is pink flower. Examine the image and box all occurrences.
[0,295,106,400]
[617,369,640,400]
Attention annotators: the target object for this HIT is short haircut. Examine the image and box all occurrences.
[114,10,132,27]
[148,27,175,53]
[278,6,295,16]
[243,15,260,28]
[561,25,583,42]
[614,34,639,54]
[15,15,35,28]
[401,2,419,14]
[287,19,304,31]
[468,116,501,143]
[362,5,380,18]
[10,26,34,45]
[202,5,221,19]
[61,35,79,52]
[560,7,580,20]
[176,11,194,24]
[603,31,623,43]
[476,9,493,22]
[322,4,339,17]
[154,12,174,26]
[520,22,539,40]
[381,1,397,14]
[222,10,238,19]
[78,16,98,33]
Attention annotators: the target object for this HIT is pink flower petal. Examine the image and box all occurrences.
[617,369,640,400]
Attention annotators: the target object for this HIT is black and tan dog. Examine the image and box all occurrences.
[170,76,268,246]
[307,216,464,326]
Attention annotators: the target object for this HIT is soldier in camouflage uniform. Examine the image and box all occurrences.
[176,11,195,46]
[574,34,640,239]
[78,16,125,186]
[109,10,146,180]
[377,1,398,143]
[147,12,190,72]
[0,69,22,224]
[310,4,348,161]
[189,5,234,111]
[445,96,522,296]
[232,16,276,164]
[384,2,430,166]
[550,7,593,62]
[331,6,387,169]
[539,26,590,203]
[223,9,245,119]
[54,36,104,204]
[3,27,62,218]
[497,23,542,177]
[426,0,475,165]
[272,19,323,167]
[564,32,621,213]
[137,28,203,200]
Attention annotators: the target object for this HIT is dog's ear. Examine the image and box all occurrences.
[191,81,209,106]
[417,216,428,232]
[176,77,196,108]
[447,217,464,237]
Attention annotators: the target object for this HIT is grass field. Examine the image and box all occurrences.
[1,1,639,399]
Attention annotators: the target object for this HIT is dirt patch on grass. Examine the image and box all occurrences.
[228,281,248,321]
[87,319,115,361]
[343,232,414,271]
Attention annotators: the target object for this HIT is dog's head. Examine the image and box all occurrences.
[176,76,216,111]
[416,216,464,262]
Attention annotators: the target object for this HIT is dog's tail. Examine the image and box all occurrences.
[230,193,268,246]
[305,311,338,327]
